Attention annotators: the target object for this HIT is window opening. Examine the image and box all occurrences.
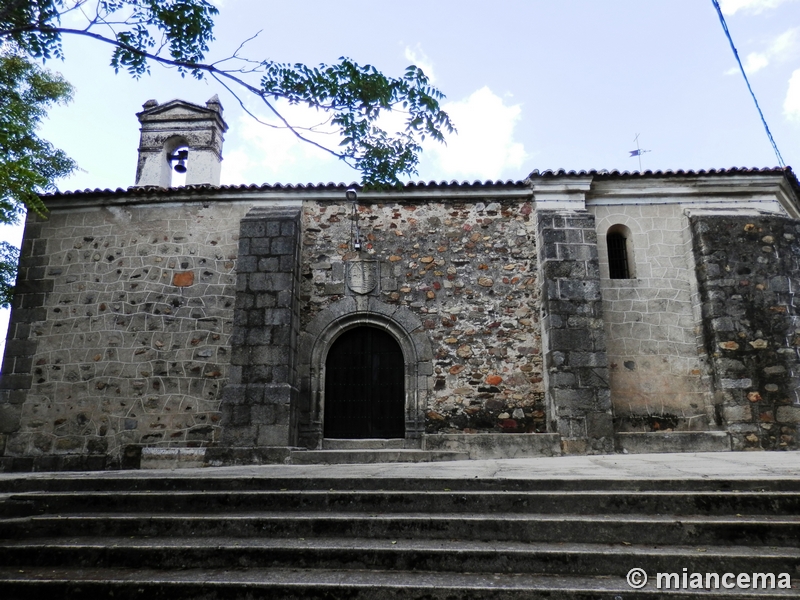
[607,231,630,279]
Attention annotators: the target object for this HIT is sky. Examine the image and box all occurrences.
[2,0,800,357]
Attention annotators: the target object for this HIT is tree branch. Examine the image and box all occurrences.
[208,71,351,164]
[212,29,262,69]
[1,4,454,188]
[0,20,355,161]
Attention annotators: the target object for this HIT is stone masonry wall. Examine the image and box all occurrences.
[219,207,302,449]
[535,209,613,454]
[300,197,546,435]
[0,201,246,469]
[0,216,53,469]
[691,214,800,450]
[593,204,716,432]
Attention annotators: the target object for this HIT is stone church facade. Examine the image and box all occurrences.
[2,97,799,471]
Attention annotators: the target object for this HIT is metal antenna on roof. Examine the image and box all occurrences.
[629,134,651,172]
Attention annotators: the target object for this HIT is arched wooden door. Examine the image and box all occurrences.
[324,326,405,439]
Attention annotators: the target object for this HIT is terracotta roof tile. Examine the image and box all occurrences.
[44,167,798,198]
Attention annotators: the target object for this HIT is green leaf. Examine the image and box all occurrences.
[0,52,77,305]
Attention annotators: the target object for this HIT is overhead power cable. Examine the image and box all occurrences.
[710,0,785,168]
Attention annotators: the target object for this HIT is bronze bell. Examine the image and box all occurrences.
[168,149,189,173]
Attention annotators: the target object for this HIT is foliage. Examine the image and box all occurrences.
[261,61,451,187]
[0,242,20,309]
[1,0,218,76]
[0,52,77,223]
[0,0,454,187]
[0,52,76,304]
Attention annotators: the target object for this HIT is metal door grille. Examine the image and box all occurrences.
[607,232,630,279]
[324,327,405,439]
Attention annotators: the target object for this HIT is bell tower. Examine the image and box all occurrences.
[134,95,228,187]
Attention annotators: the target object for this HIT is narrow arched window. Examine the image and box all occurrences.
[606,225,634,279]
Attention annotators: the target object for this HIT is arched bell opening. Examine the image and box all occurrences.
[164,136,189,188]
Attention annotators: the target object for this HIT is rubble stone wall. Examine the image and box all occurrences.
[299,197,547,436]
[691,213,800,450]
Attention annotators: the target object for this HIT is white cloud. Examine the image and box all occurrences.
[421,87,526,181]
[221,104,338,185]
[725,28,798,74]
[784,69,800,121]
[404,44,436,84]
[719,0,794,15]
[222,86,527,185]
[771,28,799,55]
[738,51,770,74]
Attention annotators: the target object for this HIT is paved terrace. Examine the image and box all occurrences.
[1,451,797,482]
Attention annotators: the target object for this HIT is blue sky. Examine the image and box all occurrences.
[2,0,800,356]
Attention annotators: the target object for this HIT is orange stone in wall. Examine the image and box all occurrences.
[172,271,194,287]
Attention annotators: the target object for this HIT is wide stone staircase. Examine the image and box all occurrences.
[0,470,798,598]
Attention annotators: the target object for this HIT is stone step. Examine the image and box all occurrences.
[3,475,800,494]
[322,438,408,450]
[4,489,800,517]
[0,566,795,599]
[1,537,798,577]
[1,470,799,598]
[4,512,800,547]
[288,449,470,464]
